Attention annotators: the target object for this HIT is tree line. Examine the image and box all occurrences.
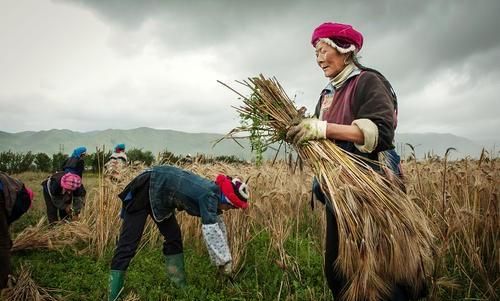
[0,148,155,174]
[0,148,247,174]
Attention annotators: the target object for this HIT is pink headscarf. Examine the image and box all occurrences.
[60,173,82,191]
[25,187,34,208]
[311,22,364,51]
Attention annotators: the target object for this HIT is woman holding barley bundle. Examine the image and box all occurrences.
[108,165,250,301]
[0,172,33,289]
[286,22,423,300]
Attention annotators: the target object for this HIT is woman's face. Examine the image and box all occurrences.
[315,41,347,79]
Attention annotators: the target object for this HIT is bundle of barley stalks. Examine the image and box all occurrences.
[1,264,61,301]
[12,217,90,252]
[220,75,434,301]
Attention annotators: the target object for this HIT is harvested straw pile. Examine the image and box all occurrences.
[220,75,434,301]
[12,217,90,252]
[122,292,141,301]
[1,264,61,301]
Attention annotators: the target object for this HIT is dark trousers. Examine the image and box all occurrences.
[42,188,68,223]
[325,208,410,301]
[110,194,183,271]
[324,208,345,300]
[0,195,12,289]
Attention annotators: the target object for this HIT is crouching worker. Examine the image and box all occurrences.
[0,172,34,289]
[108,165,249,301]
[41,172,85,223]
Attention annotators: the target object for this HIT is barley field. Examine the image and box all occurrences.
[4,155,499,300]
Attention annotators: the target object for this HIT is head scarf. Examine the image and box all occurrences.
[60,173,82,191]
[24,186,34,208]
[311,22,363,51]
[115,143,126,153]
[71,146,87,158]
[215,174,249,209]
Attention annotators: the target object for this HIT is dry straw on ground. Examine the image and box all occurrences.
[122,292,141,301]
[1,264,61,301]
[220,75,435,301]
[12,217,90,252]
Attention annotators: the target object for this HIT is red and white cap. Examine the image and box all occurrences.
[311,22,364,53]
[215,174,249,209]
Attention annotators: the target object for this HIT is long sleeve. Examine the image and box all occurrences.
[352,72,395,153]
[201,217,232,266]
[216,215,227,238]
[72,196,84,214]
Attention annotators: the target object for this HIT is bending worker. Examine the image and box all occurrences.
[0,172,34,289]
[108,165,250,301]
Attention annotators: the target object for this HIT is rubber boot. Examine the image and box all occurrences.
[108,270,125,301]
[165,253,187,287]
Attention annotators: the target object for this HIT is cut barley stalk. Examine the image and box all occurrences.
[220,75,435,301]
[12,217,90,252]
[1,264,62,301]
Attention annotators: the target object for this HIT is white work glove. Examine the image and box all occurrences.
[286,118,327,145]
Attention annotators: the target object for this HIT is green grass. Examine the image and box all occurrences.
[12,230,329,300]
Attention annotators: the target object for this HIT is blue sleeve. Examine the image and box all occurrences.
[198,193,219,225]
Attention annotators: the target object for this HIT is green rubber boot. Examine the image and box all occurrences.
[165,253,187,287]
[108,270,125,301]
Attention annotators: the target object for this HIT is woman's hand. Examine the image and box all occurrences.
[218,261,234,282]
[286,118,327,144]
[220,261,232,276]
[64,204,73,216]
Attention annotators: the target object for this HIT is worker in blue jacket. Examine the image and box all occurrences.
[108,165,250,301]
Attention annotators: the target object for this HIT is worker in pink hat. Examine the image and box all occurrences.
[41,172,86,223]
[286,22,419,300]
[0,172,34,289]
[108,165,249,301]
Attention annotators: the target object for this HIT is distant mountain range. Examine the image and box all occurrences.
[0,128,497,160]
[394,133,497,159]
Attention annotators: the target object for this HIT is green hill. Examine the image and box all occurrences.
[0,127,256,159]
[0,128,496,159]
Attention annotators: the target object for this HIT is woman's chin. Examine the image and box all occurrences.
[322,70,333,78]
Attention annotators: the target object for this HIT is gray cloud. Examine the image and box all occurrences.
[1,0,498,142]
[62,0,500,89]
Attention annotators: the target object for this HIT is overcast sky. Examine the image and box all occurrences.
[1,0,499,141]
